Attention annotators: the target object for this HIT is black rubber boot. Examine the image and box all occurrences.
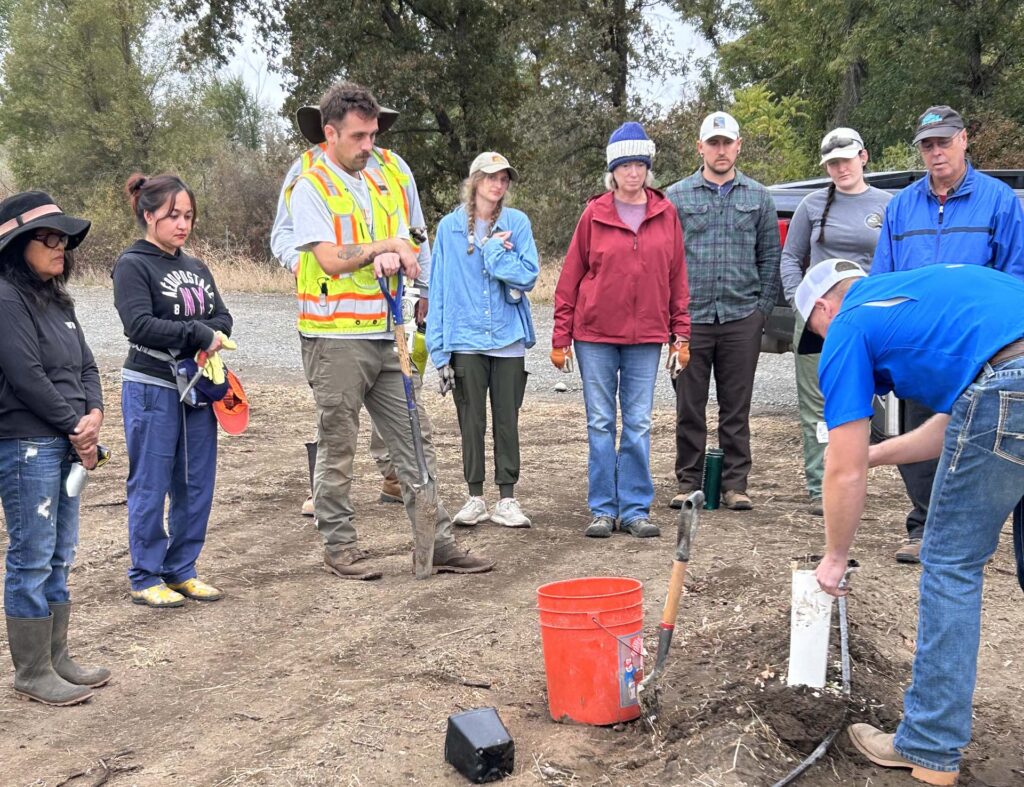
[49,603,110,688]
[6,615,93,706]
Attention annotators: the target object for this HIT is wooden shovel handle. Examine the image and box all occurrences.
[660,560,688,627]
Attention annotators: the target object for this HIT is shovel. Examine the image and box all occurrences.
[378,274,437,580]
[637,489,704,726]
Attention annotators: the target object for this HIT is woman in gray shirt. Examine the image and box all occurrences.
[779,128,891,514]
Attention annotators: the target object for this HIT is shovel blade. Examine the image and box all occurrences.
[413,481,438,580]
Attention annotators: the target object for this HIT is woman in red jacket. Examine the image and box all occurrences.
[552,122,690,539]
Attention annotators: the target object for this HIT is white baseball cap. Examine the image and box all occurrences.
[700,112,740,142]
[469,151,519,180]
[819,127,865,165]
[795,259,867,354]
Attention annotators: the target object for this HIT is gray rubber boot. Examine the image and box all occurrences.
[6,615,93,706]
[49,603,110,688]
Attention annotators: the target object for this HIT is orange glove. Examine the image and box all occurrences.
[666,340,690,379]
[550,346,574,373]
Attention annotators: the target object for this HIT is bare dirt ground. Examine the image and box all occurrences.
[1,374,1022,786]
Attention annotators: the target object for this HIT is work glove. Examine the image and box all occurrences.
[550,347,574,373]
[438,364,455,397]
[197,333,236,386]
[665,340,690,380]
[411,330,428,377]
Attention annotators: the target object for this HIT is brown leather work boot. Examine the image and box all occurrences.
[723,490,753,511]
[847,724,958,785]
[431,542,495,575]
[379,471,403,504]
[896,538,922,564]
[324,547,383,580]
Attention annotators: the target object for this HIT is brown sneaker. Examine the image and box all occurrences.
[847,724,958,785]
[896,539,922,564]
[723,490,753,511]
[379,471,403,504]
[431,542,495,575]
[324,547,383,580]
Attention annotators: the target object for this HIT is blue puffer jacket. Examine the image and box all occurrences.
[871,165,1024,279]
[426,205,539,369]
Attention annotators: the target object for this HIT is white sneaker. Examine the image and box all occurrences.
[490,498,532,528]
[453,496,489,526]
[301,495,314,517]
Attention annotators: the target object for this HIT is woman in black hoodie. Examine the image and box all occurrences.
[112,173,233,608]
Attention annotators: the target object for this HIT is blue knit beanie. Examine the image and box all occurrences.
[606,122,656,172]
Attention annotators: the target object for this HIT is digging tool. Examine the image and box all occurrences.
[638,489,704,726]
[178,350,209,403]
[378,274,437,579]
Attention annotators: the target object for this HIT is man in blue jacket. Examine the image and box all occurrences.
[800,259,1024,786]
[870,105,1024,564]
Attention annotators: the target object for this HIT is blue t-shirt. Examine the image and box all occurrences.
[819,265,1024,428]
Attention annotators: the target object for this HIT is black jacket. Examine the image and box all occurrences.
[112,240,233,384]
[0,280,103,438]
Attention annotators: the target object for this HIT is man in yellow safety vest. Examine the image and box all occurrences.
[289,80,494,579]
[272,103,429,517]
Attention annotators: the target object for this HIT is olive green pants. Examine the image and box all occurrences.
[451,353,527,493]
[793,313,825,499]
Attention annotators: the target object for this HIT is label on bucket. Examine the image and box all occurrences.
[618,631,644,708]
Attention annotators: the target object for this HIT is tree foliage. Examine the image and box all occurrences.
[675,0,1024,170]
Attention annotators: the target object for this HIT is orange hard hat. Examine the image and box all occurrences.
[213,370,249,435]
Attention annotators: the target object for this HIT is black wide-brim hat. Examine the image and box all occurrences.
[296,105,399,145]
[0,191,90,254]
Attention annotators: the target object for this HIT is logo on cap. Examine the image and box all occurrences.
[491,154,502,162]
[713,116,725,128]
[921,112,942,126]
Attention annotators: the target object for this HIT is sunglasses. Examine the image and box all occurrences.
[820,136,861,156]
[32,231,70,249]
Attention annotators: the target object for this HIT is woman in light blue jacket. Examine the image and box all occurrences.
[426,152,539,529]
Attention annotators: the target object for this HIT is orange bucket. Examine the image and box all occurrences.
[537,577,644,725]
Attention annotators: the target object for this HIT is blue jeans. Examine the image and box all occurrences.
[122,382,218,591]
[574,341,660,524]
[893,356,1024,771]
[0,436,79,619]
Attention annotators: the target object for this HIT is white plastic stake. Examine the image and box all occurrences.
[787,567,834,688]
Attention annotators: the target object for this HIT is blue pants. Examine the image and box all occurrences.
[0,436,79,619]
[893,356,1024,771]
[574,341,660,525]
[122,382,218,591]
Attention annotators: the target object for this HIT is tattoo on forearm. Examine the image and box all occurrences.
[337,246,365,262]
[358,251,378,269]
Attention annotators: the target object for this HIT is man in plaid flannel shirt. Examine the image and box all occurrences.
[665,111,781,511]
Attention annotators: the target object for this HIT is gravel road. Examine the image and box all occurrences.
[73,285,797,412]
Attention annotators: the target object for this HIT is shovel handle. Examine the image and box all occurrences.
[660,559,688,628]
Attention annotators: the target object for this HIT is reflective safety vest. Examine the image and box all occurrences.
[294,160,407,335]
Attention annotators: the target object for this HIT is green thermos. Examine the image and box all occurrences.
[702,448,724,510]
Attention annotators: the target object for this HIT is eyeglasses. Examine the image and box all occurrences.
[820,136,861,156]
[31,231,69,249]
[917,135,958,153]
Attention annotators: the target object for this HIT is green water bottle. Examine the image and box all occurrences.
[702,448,724,510]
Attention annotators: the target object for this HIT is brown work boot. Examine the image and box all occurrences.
[896,538,922,564]
[431,542,495,575]
[323,547,383,580]
[379,471,403,504]
[723,490,753,511]
[847,724,958,785]
[669,487,699,509]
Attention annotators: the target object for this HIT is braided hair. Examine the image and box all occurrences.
[817,183,837,245]
[461,171,504,255]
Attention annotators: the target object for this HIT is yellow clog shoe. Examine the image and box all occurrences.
[130,583,186,608]
[166,578,224,602]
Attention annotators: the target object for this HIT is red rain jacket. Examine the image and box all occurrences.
[553,188,690,347]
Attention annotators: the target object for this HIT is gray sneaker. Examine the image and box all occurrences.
[453,496,489,526]
[584,516,615,538]
[490,498,531,528]
[621,518,661,538]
